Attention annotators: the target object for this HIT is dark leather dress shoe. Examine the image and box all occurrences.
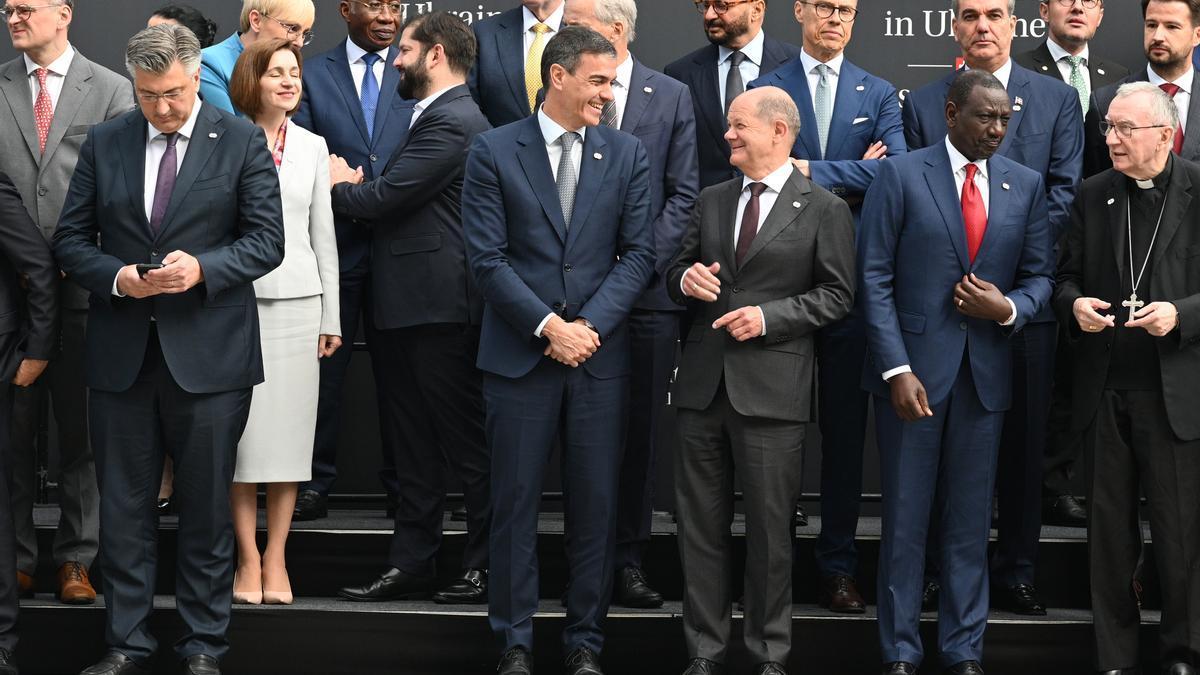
[0,647,16,675]
[180,655,220,675]
[819,575,866,613]
[755,662,787,675]
[79,652,149,675]
[614,567,664,608]
[1167,664,1196,675]
[1043,495,1087,527]
[884,662,918,675]
[432,569,487,604]
[497,647,532,675]
[922,580,939,612]
[991,583,1046,616]
[450,506,468,522]
[794,501,808,527]
[945,661,984,675]
[292,490,327,521]
[682,657,723,674]
[338,567,432,601]
[565,647,603,675]
[1096,669,1138,674]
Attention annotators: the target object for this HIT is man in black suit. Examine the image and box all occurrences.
[53,25,284,675]
[0,170,60,674]
[562,0,700,610]
[668,86,855,675]
[330,11,493,608]
[1056,81,1200,675]
[469,0,564,127]
[665,0,801,189]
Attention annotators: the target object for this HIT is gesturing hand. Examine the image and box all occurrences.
[542,315,600,367]
[682,262,721,302]
[888,372,933,422]
[329,154,364,187]
[712,306,763,342]
[1127,301,1179,337]
[1072,297,1116,334]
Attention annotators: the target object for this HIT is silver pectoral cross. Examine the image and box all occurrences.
[1122,293,1145,323]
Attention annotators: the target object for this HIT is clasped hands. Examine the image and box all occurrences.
[329,154,364,187]
[543,315,600,367]
[681,261,762,341]
[116,250,203,298]
[1073,297,1178,337]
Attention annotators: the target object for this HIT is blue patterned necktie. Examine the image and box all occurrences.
[360,52,381,141]
[814,63,833,158]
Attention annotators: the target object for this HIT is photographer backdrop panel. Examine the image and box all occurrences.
[3,0,1145,499]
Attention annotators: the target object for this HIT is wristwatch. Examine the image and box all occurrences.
[579,318,597,332]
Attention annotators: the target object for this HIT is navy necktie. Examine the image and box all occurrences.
[361,53,381,141]
[150,133,179,236]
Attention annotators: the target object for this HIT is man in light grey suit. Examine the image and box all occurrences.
[666,86,855,675]
[0,0,134,605]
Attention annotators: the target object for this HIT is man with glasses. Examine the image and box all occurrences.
[469,0,564,127]
[199,0,315,115]
[0,0,133,609]
[665,0,801,189]
[1058,81,1200,675]
[748,0,905,617]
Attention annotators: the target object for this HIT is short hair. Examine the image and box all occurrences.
[240,0,314,33]
[540,26,618,90]
[404,11,477,76]
[229,38,303,119]
[1112,81,1180,130]
[125,23,202,78]
[592,0,638,43]
[151,4,219,48]
[1141,0,1200,25]
[751,87,802,145]
[951,0,1016,15]
[946,69,1007,109]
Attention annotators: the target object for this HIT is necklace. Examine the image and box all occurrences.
[1122,192,1168,323]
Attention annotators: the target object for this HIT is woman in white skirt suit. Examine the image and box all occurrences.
[227,38,340,605]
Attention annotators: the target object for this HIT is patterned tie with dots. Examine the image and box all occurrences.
[34,68,53,154]
[1064,55,1089,114]
[525,23,551,113]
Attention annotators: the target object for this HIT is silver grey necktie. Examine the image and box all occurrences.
[725,51,746,115]
[815,63,833,157]
[556,131,579,228]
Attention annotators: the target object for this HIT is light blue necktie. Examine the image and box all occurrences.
[360,53,381,141]
[814,63,833,158]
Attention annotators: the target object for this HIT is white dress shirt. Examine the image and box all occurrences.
[799,48,844,112]
[1148,65,1193,134]
[409,84,458,129]
[533,108,586,337]
[23,43,75,109]
[717,29,765,107]
[880,137,1016,381]
[523,4,564,59]
[346,38,389,99]
[608,54,635,128]
[1046,37,1091,93]
[964,58,1013,90]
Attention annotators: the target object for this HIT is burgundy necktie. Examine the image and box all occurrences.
[962,164,987,263]
[1159,82,1185,155]
[149,133,179,235]
[735,182,767,266]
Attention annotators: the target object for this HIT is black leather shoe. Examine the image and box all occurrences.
[497,647,532,675]
[1096,669,1138,675]
[884,663,917,675]
[432,569,487,604]
[1043,494,1087,527]
[450,506,468,522]
[338,567,432,601]
[614,567,664,608]
[80,652,149,675]
[180,655,220,675]
[921,580,939,612]
[794,501,808,527]
[991,583,1046,616]
[682,658,723,674]
[819,574,866,613]
[1167,665,1196,675]
[0,647,16,675]
[755,662,787,675]
[945,661,984,675]
[565,647,603,675]
[292,490,327,521]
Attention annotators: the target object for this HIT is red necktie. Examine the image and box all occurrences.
[33,68,52,154]
[1160,82,1185,154]
[735,182,767,266]
[962,163,987,263]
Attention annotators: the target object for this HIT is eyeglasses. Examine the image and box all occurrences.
[263,13,315,46]
[799,1,858,22]
[0,2,64,22]
[693,0,757,16]
[347,0,403,16]
[1048,0,1102,8]
[1099,120,1169,139]
[137,88,189,105]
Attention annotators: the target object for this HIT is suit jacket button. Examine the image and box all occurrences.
[553,302,563,310]
[732,287,742,293]
[563,264,573,272]
[959,321,968,330]
[152,250,159,257]
[37,186,47,196]
[370,154,378,162]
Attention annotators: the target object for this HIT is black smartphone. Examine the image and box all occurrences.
[136,263,163,278]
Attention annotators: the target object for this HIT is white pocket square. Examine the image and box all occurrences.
[852,117,870,125]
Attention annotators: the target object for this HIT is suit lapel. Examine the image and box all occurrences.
[824,61,866,161]
[718,180,739,269]
[373,45,401,144]
[497,10,531,118]
[738,169,811,270]
[118,114,149,230]
[565,128,609,253]
[0,59,41,161]
[771,63,820,160]
[998,67,1030,156]
[1031,42,1065,83]
[41,54,94,168]
[974,160,1009,266]
[694,46,726,146]
[1182,86,1200,158]
[1151,161,1193,275]
[156,105,223,241]
[925,148,970,273]
[1106,171,1127,278]
[515,117,567,243]
[328,49,372,146]
[619,60,652,134]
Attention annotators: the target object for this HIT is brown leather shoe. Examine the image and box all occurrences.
[819,574,866,613]
[57,561,96,605]
[15,571,33,599]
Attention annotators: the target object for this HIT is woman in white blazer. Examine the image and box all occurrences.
[227,38,340,605]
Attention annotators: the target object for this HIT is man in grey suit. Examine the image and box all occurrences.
[0,0,134,605]
[667,86,855,675]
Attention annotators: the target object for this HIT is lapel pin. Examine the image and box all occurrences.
[1013,104,1022,111]
[1107,197,1116,205]
[643,86,653,94]
[792,201,801,208]
[208,132,218,138]
[1098,68,1106,76]
[856,84,865,91]
[1015,96,1024,106]
[1041,65,1049,71]
[594,152,603,160]
[1001,182,1010,191]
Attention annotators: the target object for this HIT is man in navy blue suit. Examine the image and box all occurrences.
[463,26,654,675]
[665,0,801,189]
[749,0,906,615]
[469,0,564,127]
[290,0,412,522]
[861,70,1054,675]
[562,0,699,610]
[902,0,1083,617]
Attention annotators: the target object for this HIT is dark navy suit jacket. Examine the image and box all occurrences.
[469,6,536,128]
[292,42,413,273]
[858,145,1054,412]
[463,115,655,380]
[664,33,801,189]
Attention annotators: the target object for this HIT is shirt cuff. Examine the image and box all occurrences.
[534,312,554,338]
[998,297,1017,326]
[112,271,125,297]
[758,306,766,336]
[882,365,912,381]
[679,268,690,295]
